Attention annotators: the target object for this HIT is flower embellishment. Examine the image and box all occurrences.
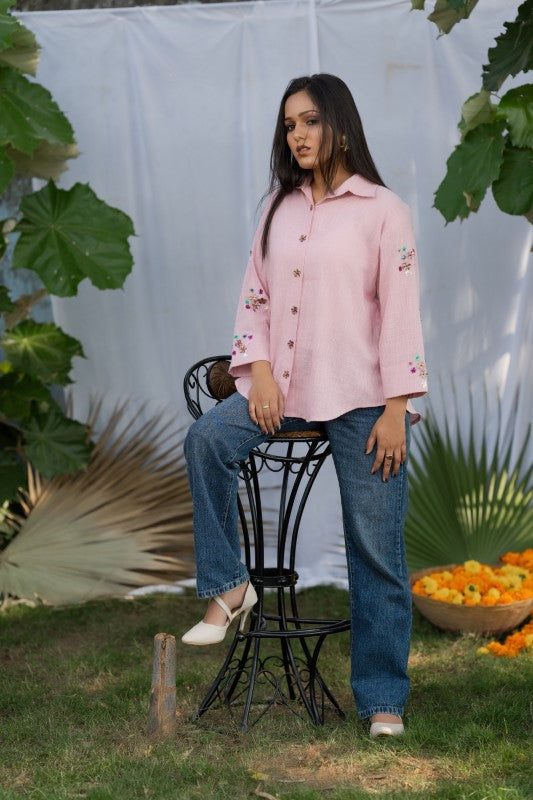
[409,354,428,389]
[287,340,294,349]
[232,333,253,356]
[398,246,415,275]
[244,288,268,312]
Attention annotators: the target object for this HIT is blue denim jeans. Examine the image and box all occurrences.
[183,391,412,720]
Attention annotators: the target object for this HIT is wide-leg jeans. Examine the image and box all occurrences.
[183,390,412,720]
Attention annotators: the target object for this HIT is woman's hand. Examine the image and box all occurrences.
[365,396,408,481]
[249,360,285,434]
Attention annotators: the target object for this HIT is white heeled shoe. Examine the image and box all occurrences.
[369,721,404,738]
[181,583,258,646]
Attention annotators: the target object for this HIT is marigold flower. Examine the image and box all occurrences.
[412,550,533,607]
[432,588,451,602]
[451,594,464,604]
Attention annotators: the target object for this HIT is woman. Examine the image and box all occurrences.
[182,74,428,738]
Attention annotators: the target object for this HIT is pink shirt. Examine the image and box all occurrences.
[229,173,428,423]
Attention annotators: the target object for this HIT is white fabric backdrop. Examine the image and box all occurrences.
[20,0,532,586]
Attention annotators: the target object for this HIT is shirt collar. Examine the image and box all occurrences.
[299,173,378,202]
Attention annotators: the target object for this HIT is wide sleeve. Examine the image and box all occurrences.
[228,200,273,379]
[378,200,428,399]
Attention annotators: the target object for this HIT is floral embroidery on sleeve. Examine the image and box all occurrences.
[409,355,428,389]
[244,288,268,312]
[232,333,253,356]
[398,246,415,275]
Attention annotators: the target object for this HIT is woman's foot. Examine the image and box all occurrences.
[203,582,249,626]
[369,713,404,738]
[181,581,257,646]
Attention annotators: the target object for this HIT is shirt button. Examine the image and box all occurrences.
[283,370,290,379]
[291,306,298,314]
[309,205,313,210]
[293,269,301,277]
[299,234,307,242]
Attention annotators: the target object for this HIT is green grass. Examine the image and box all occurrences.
[0,587,532,799]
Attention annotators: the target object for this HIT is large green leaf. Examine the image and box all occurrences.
[0,283,13,312]
[0,372,54,420]
[6,140,79,182]
[0,67,74,156]
[1,320,84,385]
[458,91,497,139]
[0,144,13,193]
[482,0,533,91]
[0,17,39,76]
[0,447,26,502]
[492,145,533,216]
[434,120,506,222]
[427,0,479,35]
[13,182,135,297]
[21,403,91,480]
[0,1,17,52]
[497,84,533,149]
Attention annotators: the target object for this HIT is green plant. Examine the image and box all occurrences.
[405,391,533,571]
[0,403,194,605]
[413,0,533,223]
[0,0,134,500]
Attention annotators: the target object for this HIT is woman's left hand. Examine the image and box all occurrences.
[365,404,407,481]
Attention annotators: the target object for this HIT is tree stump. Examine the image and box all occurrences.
[147,632,176,738]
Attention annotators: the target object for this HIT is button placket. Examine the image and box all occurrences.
[285,199,311,385]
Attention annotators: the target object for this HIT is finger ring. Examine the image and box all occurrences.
[385,454,393,460]
[262,404,270,409]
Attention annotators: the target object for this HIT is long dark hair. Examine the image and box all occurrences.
[260,73,385,259]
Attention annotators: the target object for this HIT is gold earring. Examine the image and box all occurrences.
[341,135,349,152]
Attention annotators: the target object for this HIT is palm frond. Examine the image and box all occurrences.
[405,387,533,571]
[0,402,194,605]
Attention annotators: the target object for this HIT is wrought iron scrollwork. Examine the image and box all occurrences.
[183,356,350,730]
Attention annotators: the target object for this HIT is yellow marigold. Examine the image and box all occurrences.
[464,592,482,605]
[421,577,439,595]
[412,552,533,606]
[432,588,451,602]
[476,646,490,655]
[451,594,464,604]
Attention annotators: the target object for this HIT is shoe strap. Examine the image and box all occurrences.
[213,595,233,621]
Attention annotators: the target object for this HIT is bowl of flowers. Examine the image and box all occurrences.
[409,550,533,635]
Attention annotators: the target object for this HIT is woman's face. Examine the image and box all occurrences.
[284,90,325,169]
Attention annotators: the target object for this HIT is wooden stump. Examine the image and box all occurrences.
[147,632,176,738]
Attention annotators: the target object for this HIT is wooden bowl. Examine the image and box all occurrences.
[409,564,533,636]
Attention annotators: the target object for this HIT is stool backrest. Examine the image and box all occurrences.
[183,355,236,420]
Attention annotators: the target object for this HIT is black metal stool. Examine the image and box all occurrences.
[183,355,350,729]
